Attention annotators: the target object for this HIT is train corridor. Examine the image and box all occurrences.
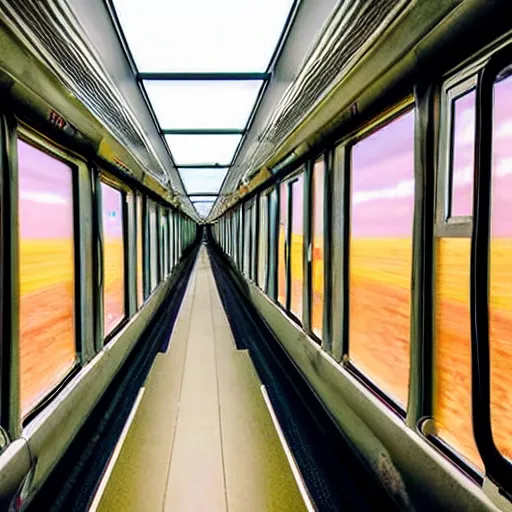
[90,246,308,511]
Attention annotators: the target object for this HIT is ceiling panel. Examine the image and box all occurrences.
[165,134,241,165]
[179,167,228,194]
[112,0,295,72]
[144,80,262,129]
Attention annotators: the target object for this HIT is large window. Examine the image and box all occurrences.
[490,71,512,462]
[161,209,169,277]
[18,140,76,416]
[136,194,144,308]
[258,193,268,290]
[289,174,304,321]
[101,182,126,337]
[278,181,287,307]
[434,83,482,469]
[149,200,158,291]
[311,158,325,338]
[349,110,414,407]
[243,204,252,276]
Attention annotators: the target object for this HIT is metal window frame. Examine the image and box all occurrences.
[436,74,477,238]
[343,103,415,419]
[13,126,88,429]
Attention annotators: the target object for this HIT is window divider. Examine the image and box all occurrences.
[0,111,19,437]
[303,159,313,335]
[407,81,437,429]
[323,149,334,354]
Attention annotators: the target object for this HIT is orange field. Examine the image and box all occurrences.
[103,239,125,335]
[19,238,125,416]
[349,238,411,407]
[20,239,76,416]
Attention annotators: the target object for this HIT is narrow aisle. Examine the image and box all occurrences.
[95,247,306,512]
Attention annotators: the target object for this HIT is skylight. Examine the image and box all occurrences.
[179,167,228,195]
[112,0,295,73]
[144,81,262,130]
[110,0,297,217]
[193,201,215,218]
[165,134,242,166]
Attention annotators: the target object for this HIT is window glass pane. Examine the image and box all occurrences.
[268,188,278,298]
[112,0,295,72]
[290,175,304,320]
[435,238,482,468]
[165,134,241,166]
[161,211,169,276]
[102,183,125,336]
[258,194,268,289]
[144,81,262,129]
[18,140,76,416]
[149,201,158,291]
[450,89,476,218]
[490,71,512,461]
[244,206,251,276]
[136,195,144,308]
[251,205,257,280]
[278,181,287,306]
[312,159,325,338]
[350,110,414,406]
[179,168,228,195]
[169,211,174,270]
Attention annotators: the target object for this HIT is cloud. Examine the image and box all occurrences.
[20,191,68,205]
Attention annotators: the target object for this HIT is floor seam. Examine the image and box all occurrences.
[208,251,230,512]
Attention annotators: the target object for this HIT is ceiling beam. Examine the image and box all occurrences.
[188,193,218,197]
[139,72,271,81]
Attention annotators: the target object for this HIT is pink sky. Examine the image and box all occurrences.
[18,140,74,240]
[351,110,415,238]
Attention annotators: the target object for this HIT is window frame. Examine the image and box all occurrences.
[16,127,84,424]
[344,104,416,419]
[99,172,130,343]
[437,74,477,237]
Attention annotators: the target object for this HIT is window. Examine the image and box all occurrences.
[268,187,279,299]
[149,200,158,291]
[290,174,304,321]
[449,88,476,218]
[311,158,325,338]
[251,204,258,280]
[349,110,414,407]
[101,182,126,337]
[258,194,269,290]
[169,211,174,271]
[243,204,252,276]
[278,181,287,307]
[161,210,169,277]
[434,80,482,469]
[490,70,512,462]
[136,194,144,308]
[18,140,76,416]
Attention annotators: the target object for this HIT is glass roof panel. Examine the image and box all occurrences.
[165,134,241,165]
[189,195,217,203]
[144,81,262,129]
[113,0,295,72]
[179,167,228,194]
[193,201,214,217]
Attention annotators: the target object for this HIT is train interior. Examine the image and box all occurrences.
[0,0,512,511]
